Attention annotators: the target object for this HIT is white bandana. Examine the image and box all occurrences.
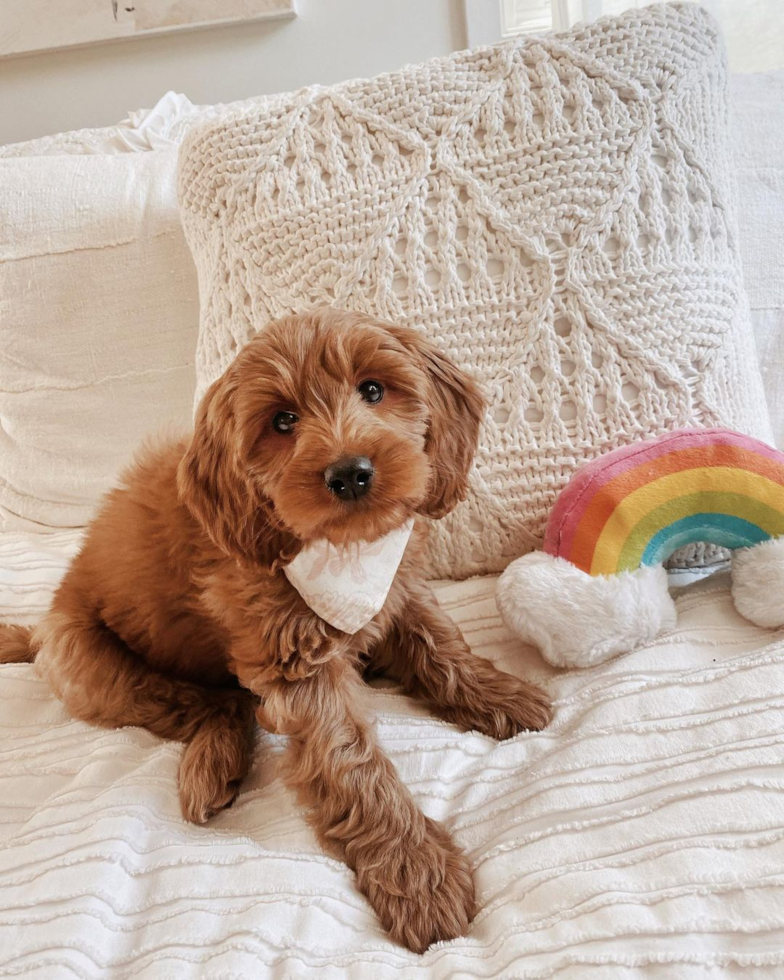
[283,519,414,634]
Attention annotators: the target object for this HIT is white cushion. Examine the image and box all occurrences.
[731,70,784,448]
[0,90,274,535]
[179,4,772,580]
[0,148,198,533]
[0,91,203,158]
[1,541,783,976]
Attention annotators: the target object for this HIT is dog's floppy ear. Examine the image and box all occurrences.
[386,325,485,519]
[177,374,296,568]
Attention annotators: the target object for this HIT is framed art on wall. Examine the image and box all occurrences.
[0,0,296,59]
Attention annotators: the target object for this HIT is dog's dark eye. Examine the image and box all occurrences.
[272,411,298,434]
[357,380,384,404]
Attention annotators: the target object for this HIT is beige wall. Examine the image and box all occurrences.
[0,0,468,145]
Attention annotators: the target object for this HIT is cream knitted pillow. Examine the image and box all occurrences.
[179,2,771,580]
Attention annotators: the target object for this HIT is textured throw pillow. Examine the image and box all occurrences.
[179,2,771,580]
[0,149,198,533]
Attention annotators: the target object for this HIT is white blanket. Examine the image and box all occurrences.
[2,531,784,978]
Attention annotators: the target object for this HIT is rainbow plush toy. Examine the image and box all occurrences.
[496,428,784,668]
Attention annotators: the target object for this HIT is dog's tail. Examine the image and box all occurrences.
[0,623,36,664]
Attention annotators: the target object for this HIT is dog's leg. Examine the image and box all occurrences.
[372,588,552,739]
[254,657,475,953]
[36,611,255,824]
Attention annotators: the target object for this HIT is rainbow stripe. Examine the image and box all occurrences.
[543,429,784,576]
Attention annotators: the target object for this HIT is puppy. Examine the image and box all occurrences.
[2,309,551,953]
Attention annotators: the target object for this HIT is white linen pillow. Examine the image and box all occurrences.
[0,91,205,158]
[0,149,198,533]
[731,70,784,449]
[179,3,772,579]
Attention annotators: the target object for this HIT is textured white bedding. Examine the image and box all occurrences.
[3,61,784,979]
[2,532,784,977]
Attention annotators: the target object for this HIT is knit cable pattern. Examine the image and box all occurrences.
[178,2,771,579]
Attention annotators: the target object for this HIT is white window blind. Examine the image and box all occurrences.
[498,0,784,71]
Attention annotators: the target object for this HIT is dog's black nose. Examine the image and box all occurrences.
[325,456,374,501]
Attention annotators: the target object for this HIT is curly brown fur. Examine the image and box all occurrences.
[24,309,551,953]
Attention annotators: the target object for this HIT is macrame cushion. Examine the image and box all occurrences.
[178,2,771,580]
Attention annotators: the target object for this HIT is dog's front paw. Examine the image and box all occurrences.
[441,679,552,740]
[359,817,475,954]
[495,680,552,737]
